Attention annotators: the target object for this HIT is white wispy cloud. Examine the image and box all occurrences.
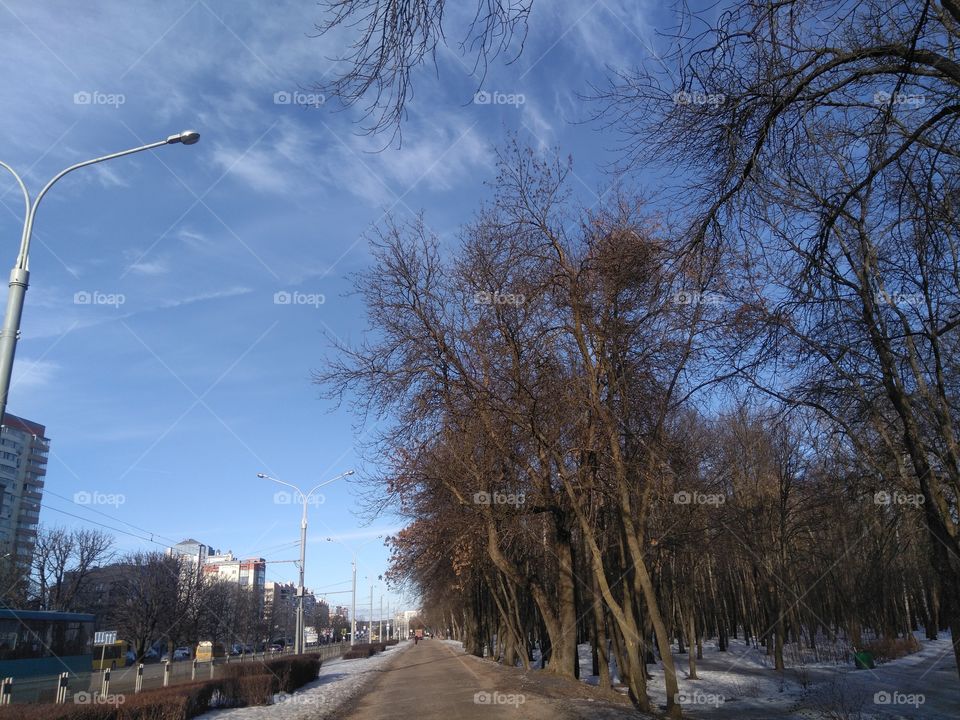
[10,358,59,389]
[128,257,169,276]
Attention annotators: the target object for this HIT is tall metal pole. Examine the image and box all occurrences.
[350,556,357,646]
[0,132,199,424]
[295,496,307,655]
[257,470,354,655]
[379,595,383,642]
[370,585,374,640]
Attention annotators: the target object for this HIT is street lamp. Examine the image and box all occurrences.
[258,469,354,654]
[0,131,201,423]
[326,533,382,646]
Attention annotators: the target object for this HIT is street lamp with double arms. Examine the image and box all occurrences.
[0,131,201,423]
[258,469,354,654]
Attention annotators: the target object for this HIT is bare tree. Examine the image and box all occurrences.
[313,0,532,137]
[593,0,960,677]
[31,525,113,611]
[112,552,179,661]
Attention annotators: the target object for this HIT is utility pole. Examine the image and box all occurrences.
[379,595,383,642]
[370,585,374,640]
[350,557,357,646]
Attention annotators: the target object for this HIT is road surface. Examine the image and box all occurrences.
[338,640,633,720]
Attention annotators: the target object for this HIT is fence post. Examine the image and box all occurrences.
[55,672,68,703]
[135,664,144,693]
[163,661,171,687]
[210,660,215,679]
[191,658,197,681]
[101,667,111,696]
[0,677,11,704]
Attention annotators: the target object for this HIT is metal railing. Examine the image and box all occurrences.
[0,642,351,704]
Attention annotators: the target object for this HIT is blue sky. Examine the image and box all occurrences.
[0,0,693,614]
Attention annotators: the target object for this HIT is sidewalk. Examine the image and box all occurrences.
[196,642,407,720]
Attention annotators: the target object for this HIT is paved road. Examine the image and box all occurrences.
[339,640,604,720]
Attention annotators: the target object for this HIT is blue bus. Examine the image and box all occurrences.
[0,609,95,678]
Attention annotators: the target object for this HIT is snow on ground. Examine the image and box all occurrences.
[195,641,409,720]
[577,632,958,719]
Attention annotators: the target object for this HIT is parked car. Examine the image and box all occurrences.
[267,643,282,653]
[161,647,191,662]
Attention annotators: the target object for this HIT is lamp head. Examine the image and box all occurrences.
[256,473,268,479]
[167,130,201,145]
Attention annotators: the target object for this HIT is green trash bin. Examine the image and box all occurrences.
[854,650,875,669]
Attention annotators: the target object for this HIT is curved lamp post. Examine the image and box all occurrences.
[258,469,355,654]
[0,130,201,423]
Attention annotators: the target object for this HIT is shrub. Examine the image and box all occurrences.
[385,639,399,646]
[219,673,273,707]
[264,655,321,692]
[862,634,921,663]
[0,705,112,720]
[224,654,321,694]
[0,653,323,719]
[118,679,222,719]
[342,644,377,659]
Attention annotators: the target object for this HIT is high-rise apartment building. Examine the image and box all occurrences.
[0,414,49,564]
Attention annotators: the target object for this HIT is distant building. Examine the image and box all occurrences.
[264,582,328,642]
[69,562,134,630]
[0,414,49,565]
[202,551,266,615]
[202,552,265,587]
[264,581,296,640]
[166,538,217,565]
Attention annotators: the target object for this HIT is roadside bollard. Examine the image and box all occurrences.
[210,660,215,679]
[0,677,11,704]
[135,664,143,693]
[191,658,197,681]
[55,672,68,703]
[163,661,171,687]
[101,667,110,696]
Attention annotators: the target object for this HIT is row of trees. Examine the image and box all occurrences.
[323,144,953,717]
[314,1,960,716]
[0,528,330,661]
